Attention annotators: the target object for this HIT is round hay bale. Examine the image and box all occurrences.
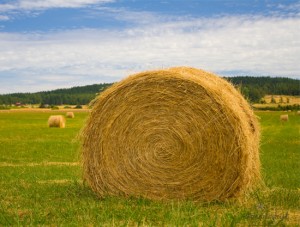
[280,114,289,121]
[48,115,65,128]
[66,112,75,118]
[81,66,261,202]
[297,111,300,115]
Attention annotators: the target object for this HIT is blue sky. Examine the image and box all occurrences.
[0,0,299,94]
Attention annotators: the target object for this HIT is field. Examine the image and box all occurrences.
[252,95,300,110]
[262,95,300,105]
[0,110,299,226]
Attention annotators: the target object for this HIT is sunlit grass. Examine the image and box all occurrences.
[0,110,299,225]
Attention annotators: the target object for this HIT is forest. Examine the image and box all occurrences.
[226,76,299,102]
[0,77,299,105]
[0,83,112,106]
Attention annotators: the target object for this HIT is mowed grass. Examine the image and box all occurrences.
[259,112,300,189]
[0,110,299,226]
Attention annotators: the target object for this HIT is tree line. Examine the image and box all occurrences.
[0,77,299,105]
[0,83,112,106]
[225,76,299,102]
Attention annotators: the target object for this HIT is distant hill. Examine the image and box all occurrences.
[0,77,299,105]
[0,83,113,106]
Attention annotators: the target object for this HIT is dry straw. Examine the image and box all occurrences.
[48,115,65,128]
[81,66,261,202]
[297,111,300,115]
[280,114,289,121]
[66,112,75,118]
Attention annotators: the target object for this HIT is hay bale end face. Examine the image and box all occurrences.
[81,67,261,202]
[66,112,75,118]
[48,115,65,128]
[280,114,289,121]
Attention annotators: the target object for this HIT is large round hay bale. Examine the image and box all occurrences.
[48,115,65,128]
[66,112,75,118]
[296,110,300,115]
[81,67,261,202]
[280,114,289,121]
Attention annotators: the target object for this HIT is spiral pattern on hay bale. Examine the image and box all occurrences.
[81,67,260,201]
[48,115,66,128]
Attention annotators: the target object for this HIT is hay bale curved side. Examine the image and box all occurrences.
[81,67,261,201]
[280,114,289,121]
[66,112,75,118]
[48,115,65,128]
[168,67,261,192]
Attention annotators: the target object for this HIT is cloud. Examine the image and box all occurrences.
[0,0,115,21]
[0,15,10,21]
[0,0,114,11]
[0,14,299,94]
[84,6,167,26]
[19,0,114,10]
[276,1,300,11]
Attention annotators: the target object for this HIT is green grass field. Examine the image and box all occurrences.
[0,110,299,226]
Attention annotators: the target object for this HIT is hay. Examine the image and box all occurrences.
[48,115,65,128]
[81,66,261,202]
[297,111,300,115]
[66,112,75,118]
[280,114,289,121]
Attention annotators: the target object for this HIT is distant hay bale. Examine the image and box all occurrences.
[280,114,289,122]
[297,111,300,115]
[81,66,261,202]
[66,112,75,118]
[48,115,65,128]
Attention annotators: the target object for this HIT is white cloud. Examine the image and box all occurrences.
[0,0,114,11]
[85,6,166,25]
[18,0,114,10]
[0,15,10,21]
[0,14,299,93]
[0,0,115,20]
[277,2,300,11]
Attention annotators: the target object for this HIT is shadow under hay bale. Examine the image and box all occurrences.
[81,66,261,202]
[48,115,65,128]
[66,112,75,118]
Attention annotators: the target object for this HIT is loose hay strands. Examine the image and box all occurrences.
[66,112,75,118]
[280,114,289,121]
[48,115,65,128]
[81,66,261,202]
